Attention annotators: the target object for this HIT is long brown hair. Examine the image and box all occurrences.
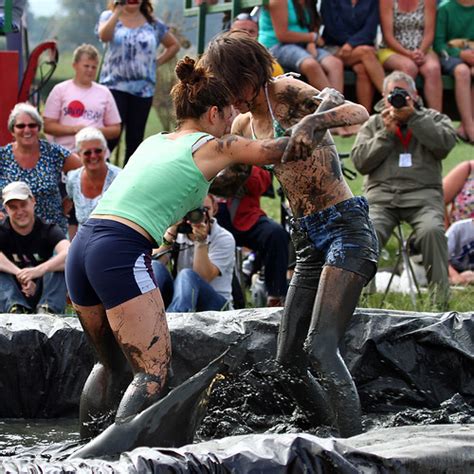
[171,56,232,127]
[200,31,274,101]
[292,0,320,31]
[107,0,156,24]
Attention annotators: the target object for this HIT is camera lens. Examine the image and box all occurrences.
[186,208,205,224]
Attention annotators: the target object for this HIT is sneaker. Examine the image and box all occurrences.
[8,304,31,314]
[36,304,55,315]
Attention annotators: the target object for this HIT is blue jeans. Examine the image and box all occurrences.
[0,271,67,313]
[152,261,228,312]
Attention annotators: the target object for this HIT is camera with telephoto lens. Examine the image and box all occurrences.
[114,0,126,5]
[177,207,208,234]
[387,87,409,109]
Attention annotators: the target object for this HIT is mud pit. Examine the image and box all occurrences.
[0,308,473,472]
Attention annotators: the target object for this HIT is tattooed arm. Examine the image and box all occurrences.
[282,89,369,163]
[194,134,290,181]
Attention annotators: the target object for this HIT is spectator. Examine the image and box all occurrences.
[320,0,385,114]
[65,127,121,228]
[213,165,289,307]
[0,181,69,314]
[258,0,344,95]
[231,12,284,76]
[152,194,236,312]
[352,71,457,308]
[0,103,81,234]
[446,218,474,285]
[378,0,443,111]
[434,0,474,144]
[443,160,474,227]
[43,44,121,152]
[97,0,180,164]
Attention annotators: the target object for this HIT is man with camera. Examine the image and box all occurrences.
[152,194,236,312]
[352,70,457,308]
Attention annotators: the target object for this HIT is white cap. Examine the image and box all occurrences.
[2,181,33,205]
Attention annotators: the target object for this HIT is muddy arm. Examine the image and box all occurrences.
[209,164,252,198]
[282,101,369,163]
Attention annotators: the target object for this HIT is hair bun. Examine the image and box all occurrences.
[175,56,205,84]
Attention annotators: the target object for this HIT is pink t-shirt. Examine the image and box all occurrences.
[43,80,121,151]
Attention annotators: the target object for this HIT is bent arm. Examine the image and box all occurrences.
[44,118,83,137]
[379,0,410,55]
[420,0,436,52]
[38,240,70,274]
[100,123,121,140]
[98,10,121,42]
[351,118,395,174]
[157,31,180,66]
[195,135,290,181]
[0,252,20,276]
[269,0,316,45]
[62,153,82,173]
[443,162,471,204]
[282,101,369,162]
[407,110,457,159]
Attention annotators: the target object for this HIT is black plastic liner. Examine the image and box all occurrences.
[0,309,473,472]
[2,425,474,473]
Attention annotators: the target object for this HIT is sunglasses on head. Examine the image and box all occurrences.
[235,12,257,22]
[82,148,104,156]
[14,123,39,130]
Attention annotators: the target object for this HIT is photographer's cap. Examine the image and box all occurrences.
[2,181,33,205]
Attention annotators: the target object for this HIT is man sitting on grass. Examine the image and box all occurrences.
[0,181,70,314]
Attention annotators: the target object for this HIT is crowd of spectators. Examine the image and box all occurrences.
[0,0,473,314]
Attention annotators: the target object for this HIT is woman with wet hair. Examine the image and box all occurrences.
[65,56,300,439]
[201,31,378,437]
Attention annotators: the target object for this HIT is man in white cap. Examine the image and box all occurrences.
[0,181,70,314]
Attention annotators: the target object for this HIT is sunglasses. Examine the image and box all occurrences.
[235,13,257,22]
[82,148,104,156]
[14,123,39,130]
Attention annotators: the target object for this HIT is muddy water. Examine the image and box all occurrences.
[0,362,472,458]
[197,361,474,441]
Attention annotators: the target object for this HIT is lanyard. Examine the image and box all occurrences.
[395,127,412,151]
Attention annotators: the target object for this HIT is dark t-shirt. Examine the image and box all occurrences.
[0,217,66,268]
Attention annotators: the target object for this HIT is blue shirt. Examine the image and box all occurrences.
[321,0,379,47]
[97,10,169,98]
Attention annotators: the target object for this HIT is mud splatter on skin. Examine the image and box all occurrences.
[275,86,319,126]
[216,134,240,152]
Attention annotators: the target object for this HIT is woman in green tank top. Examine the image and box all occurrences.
[65,56,315,443]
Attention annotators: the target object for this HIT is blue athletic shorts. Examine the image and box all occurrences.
[295,196,379,282]
[270,43,332,72]
[66,218,157,309]
[439,56,464,76]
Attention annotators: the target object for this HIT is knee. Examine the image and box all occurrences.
[416,223,445,243]
[326,55,344,73]
[454,63,471,81]
[353,62,369,78]
[358,45,376,60]
[423,61,441,78]
[300,57,323,75]
[175,268,198,285]
[400,62,418,77]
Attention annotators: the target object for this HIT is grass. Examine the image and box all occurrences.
[43,56,473,313]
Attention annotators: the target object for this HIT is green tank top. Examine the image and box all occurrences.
[93,132,213,244]
[259,0,310,49]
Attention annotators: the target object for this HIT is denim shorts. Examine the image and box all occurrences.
[294,196,379,282]
[270,43,332,72]
[66,218,157,309]
[440,56,464,76]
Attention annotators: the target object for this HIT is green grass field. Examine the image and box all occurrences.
[46,54,473,312]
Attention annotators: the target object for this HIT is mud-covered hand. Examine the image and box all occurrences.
[281,88,345,163]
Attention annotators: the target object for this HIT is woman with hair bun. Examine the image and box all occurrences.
[65,56,301,439]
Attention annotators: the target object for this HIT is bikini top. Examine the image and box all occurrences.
[250,83,287,140]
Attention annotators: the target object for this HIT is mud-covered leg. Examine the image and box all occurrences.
[74,303,132,439]
[107,288,171,421]
[276,228,334,426]
[304,265,366,437]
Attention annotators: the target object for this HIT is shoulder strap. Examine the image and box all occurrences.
[191,134,215,153]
